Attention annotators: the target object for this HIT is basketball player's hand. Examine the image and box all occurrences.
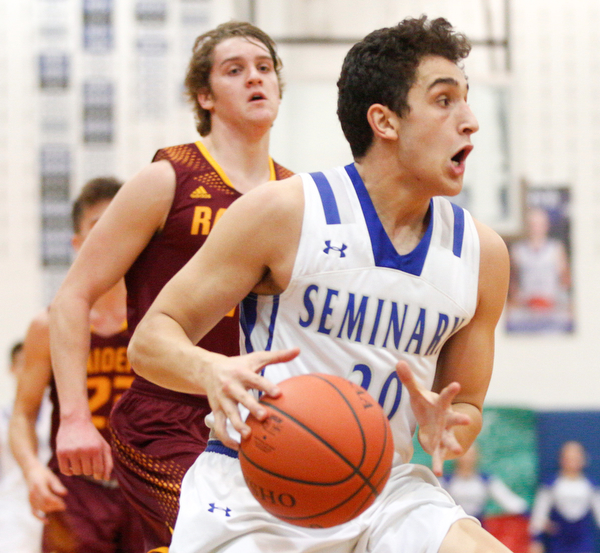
[395,361,470,476]
[26,464,68,521]
[207,348,300,449]
[56,418,113,481]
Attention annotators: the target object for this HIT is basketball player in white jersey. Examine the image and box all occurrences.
[129,16,512,553]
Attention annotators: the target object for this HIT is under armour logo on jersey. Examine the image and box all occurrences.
[208,503,232,517]
[190,185,212,199]
[323,240,347,257]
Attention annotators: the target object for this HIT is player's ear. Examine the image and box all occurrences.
[366,104,399,142]
[197,89,214,111]
[71,234,82,253]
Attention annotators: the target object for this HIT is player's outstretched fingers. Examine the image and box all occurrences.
[437,380,462,409]
[249,348,300,392]
[395,360,421,396]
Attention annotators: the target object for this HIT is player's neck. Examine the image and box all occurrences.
[354,157,431,255]
[561,469,583,479]
[90,279,127,336]
[528,235,547,250]
[202,124,273,194]
[455,467,476,478]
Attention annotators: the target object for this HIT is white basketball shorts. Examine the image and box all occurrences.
[170,441,477,553]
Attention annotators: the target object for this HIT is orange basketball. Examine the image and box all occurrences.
[239,373,394,528]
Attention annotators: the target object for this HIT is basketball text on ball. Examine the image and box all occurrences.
[245,480,296,507]
[239,373,394,528]
[355,387,376,410]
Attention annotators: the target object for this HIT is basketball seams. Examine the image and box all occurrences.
[249,401,374,490]
[311,374,392,497]
[276,481,379,525]
[243,402,392,525]
[239,373,394,528]
[266,374,383,488]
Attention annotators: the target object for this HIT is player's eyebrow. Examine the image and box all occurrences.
[219,54,273,67]
[427,77,469,91]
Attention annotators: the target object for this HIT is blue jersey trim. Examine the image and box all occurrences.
[311,171,341,225]
[451,203,465,257]
[240,295,258,353]
[265,295,279,352]
[344,163,432,276]
[241,294,279,355]
[206,440,239,459]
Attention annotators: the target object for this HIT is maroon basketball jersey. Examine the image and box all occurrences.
[124,142,293,386]
[48,323,132,471]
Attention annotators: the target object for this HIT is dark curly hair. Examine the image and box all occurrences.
[185,21,283,137]
[337,16,471,159]
[71,176,122,233]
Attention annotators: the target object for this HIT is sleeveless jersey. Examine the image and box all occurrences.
[530,474,600,552]
[48,323,132,471]
[240,163,480,464]
[511,238,564,306]
[442,472,527,520]
[125,141,293,397]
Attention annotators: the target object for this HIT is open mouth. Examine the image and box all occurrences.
[249,93,266,101]
[451,145,472,166]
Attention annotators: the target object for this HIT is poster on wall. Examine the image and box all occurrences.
[505,187,573,334]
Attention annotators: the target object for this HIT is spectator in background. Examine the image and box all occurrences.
[0,342,51,553]
[529,441,600,553]
[442,442,528,522]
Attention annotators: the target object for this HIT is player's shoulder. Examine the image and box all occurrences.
[472,217,509,267]
[107,159,176,223]
[586,474,600,488]
[135,158,177,188]
[153,141,196,161]
[234,174,304,218]
[23,307,52,360]
[540,474,560,488]
[27,307,51,337]
[468,217,510,311]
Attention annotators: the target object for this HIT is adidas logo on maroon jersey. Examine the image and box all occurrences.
[190,185,211,199]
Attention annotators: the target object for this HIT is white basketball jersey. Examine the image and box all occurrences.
[511,238,564,303]
[240,164,480,464]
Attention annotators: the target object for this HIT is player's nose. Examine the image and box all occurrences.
[246,66,263,85]
[460,103,479,135]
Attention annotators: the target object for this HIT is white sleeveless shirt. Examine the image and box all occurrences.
[239,164,480,464]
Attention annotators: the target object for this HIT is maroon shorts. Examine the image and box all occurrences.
[42,472,144,553]
[109,377,210,552]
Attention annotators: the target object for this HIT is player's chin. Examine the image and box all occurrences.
[440,176,464,197]
[247,105,278,124]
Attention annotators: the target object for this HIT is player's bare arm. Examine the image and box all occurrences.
[129,176,304,448]
[397,220,509,475]
[49,160,176,479]
[9,310,68,520]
